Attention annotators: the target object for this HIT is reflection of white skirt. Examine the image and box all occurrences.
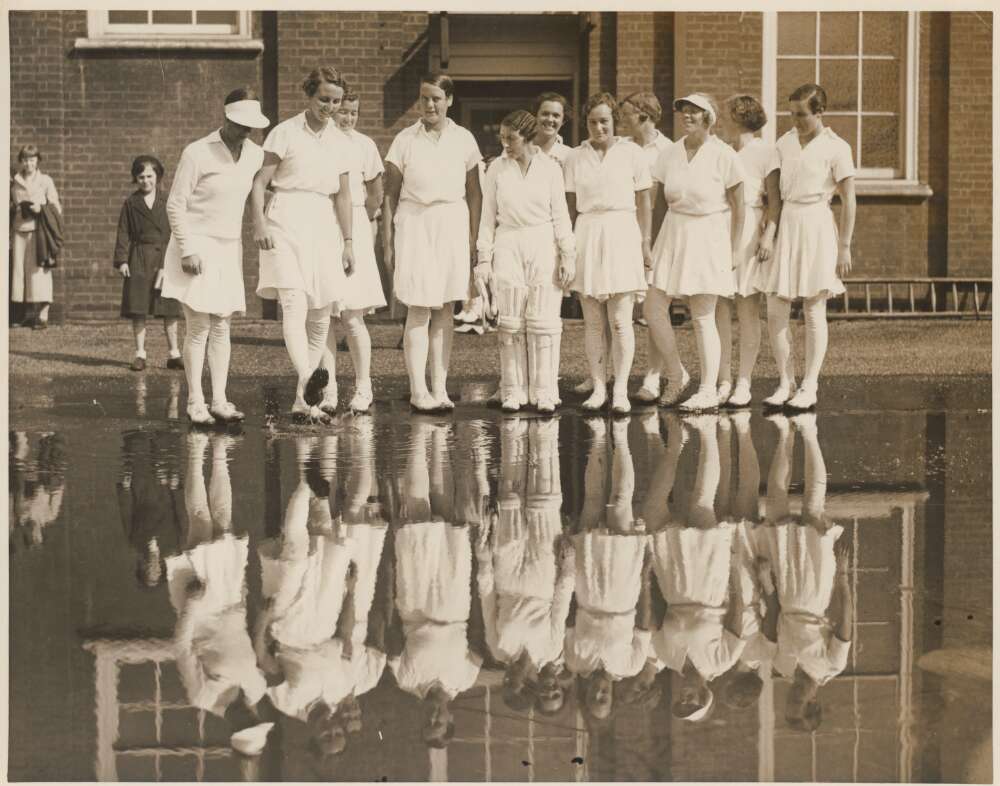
[570,211,647,301]
[649,210,734,297]
[165,534,249,615]
[257,190,346,310]
[572,531,646,614]
[757,201,846,300]
[494,509,561,598]
[733,206,764,298]
[651,524,734,607]
[336,205,387,314]
[162,234,246,317]
[393,200,470,308]
[395,521,472,623]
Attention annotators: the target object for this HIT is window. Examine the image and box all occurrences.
[763,12,919,181]
[79,10,260,50]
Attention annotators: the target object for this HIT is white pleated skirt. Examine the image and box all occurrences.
[393,199,470,308]
[394,520,472,623]
[733,205,764,298]
[336,205,387,314]
[572,531,647,614]
[162,234,246,317]
[757,201,846,300]
[570,210,647,301]
[257,190,347,310]
[649,210,735,298]
[651,523,734,608]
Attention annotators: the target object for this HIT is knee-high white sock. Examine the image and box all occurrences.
[182,306,211,406]
[735,295,762,387]
[607,295,635,398]
[802,296,828,390]
[689,294,721,394]
[766,295,794,389]
[206,315,231,407]
[645,288,684,380]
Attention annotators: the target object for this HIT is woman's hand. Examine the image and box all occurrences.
[342,241,355,277]
[118,263,130,278]
[641,239,654,272]
[29,202,42,215]
[181,254,203,275]
[756,234,774,263]
[557,256,575,290]
[253,221,276,251]
[836,244,853,278]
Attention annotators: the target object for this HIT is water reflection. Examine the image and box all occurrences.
[8,402,991,781]
[9,430,66,552]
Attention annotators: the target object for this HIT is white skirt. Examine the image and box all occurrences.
[257,190,346,310]
[651,523,734,608]
[493,509,561,598]
[757,520,843,616]
[733,205,764,298]
[336,205,387,314]
[11,230,53,304]
[757,201,846,300]
[572,531,646,614]
[162,234,246,317]
[393,199,470,308]
[649,210,735,298]
[394,520,472,623]
[570,210,647,301]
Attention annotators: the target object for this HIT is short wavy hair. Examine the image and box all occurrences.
[302,66,349,98]
[421,72,455,98]
[789,83,828,115]
[131,154,165,182]
[533,91,572,121]
[583,92,620,125]
[17,144,41,163]
[621,91,662,124]
[500,109,538,143]
[725,94,768,133]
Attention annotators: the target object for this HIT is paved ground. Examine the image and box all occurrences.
[9,318,992,385]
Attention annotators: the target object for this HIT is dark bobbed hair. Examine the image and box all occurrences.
[224,87,260,106]
[787,698,823,732]
[421,72,455,98]
[18,144,41,162]
[583,92,620,125]
[621,91,662,124]
[131,155,165,182]
[533,91,573,120]
[788,83,828,115]
[500,110,538,143]
[302,66,349,97]
[726,94,768,133]
[722,669,765,710]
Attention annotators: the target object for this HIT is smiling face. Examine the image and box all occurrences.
[788,97,822,135]
[135,163,158,194]
[20,155,38,177]
[677,101,710,135]
[419,82,452,128]
[586,103,615,145]
[307,80,345,126]
[336,99,359,132]
[535,100,565,143]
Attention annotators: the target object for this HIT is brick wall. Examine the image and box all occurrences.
[946,12,992,276]
[9,11,265,320]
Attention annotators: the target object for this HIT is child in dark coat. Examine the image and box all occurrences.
[114,155,183,371]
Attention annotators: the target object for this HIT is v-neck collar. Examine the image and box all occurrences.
[681,134,710,165]
[794,125,831,152]
[584,136,621,163]
[210,129,245,164]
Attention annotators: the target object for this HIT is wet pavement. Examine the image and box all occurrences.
[8,375,993,782]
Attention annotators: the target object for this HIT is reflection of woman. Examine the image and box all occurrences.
[252,67,355,422]
[477,419,574,715]
[755,413,854,732]
[388,421,482,748]
[162,88,268,425]
[476,111,575,414]
[165,432,267,728]
[10,145,61,329]
[383,73,483,412]
[9,431,66,551]
[565,93,653,414]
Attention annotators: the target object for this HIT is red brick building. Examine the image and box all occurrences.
[8,11,992,321]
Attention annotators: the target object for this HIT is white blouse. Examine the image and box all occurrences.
[477,153,576,263]
[385,118,482,205]
[166,130,264,258]
[564,138,652,214]
[343,129,385,208]
[389,623,483,699]
[538,135,572,168]
[775,126,856,205]
[11,171,60,232]
[651,134,744,216]
[263,112,351,196]
[565,611,652,679]
[653,607,746,681]
[628,130,673,178]
[737,137,778,209]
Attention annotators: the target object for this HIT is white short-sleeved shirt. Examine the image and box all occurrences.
[651,134,744,216]
[389,623,483,699]
[477,153,575,262]
[653,607,746,681]
[166,130,264,257]
[538,135,572,168]
[775,127,856,205]
[385,118,482,205]
[564,138,652,214]
[774,614,851,685]
[737,137,778,209]
[343,129,385,208]
[626,130,673,178]
[263,112,351,196]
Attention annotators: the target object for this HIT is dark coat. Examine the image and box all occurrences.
[35,202,64,269]
[114,191,180,318]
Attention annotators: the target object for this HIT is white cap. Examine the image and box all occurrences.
[224,99,270,129]
[673,94,717,127]
[230,722,274,756]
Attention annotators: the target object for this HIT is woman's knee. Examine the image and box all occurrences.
[407,306,432,328]
[208,315,231,341]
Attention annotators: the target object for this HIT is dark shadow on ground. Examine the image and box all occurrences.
[10,351,126,369]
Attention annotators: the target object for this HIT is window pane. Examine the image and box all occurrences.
[108,10,149,24]
[195,10,239,26]
[862,12,905,57]
[861,116,901,169]
[778,13,816,56]
[826,115,858,160]
[151,10,193,25]
[818,60,858,111]
[819,13,859,55]
[862,59,902,112]
[777,59,815,105]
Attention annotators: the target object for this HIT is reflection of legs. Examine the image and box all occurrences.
[797,416,826,520]
[607,294,636,406]
[207,315,233,408]
[607,420,636,534]
[645,288,688,404]
[578,419,608,532]
[580,296,610,408]
[164,317,181,358]
[764,416,793,522]
[280,439,315,561]
[182,306,211,409]
[429,306,454,407]
[428,424,455,522]
[688,416,720,529]
[208,435,234,536]
[403,306,432,404]
[497,286,528,410]
[643,416,687,532]
[716,415,732,519]
[133,316,147,359]
[402,422,432,521]
[526,282,562,411]
[765,295,796,406]
[732,411,760,521]
[184,433,212,547]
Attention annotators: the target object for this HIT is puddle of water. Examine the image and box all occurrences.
[8,380,992,782]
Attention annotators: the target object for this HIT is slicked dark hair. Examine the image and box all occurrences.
[788,83,827,115]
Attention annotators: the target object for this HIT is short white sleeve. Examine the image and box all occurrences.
[721,145,746,190]
[828,635,851,675]
[463,130,484,171]
[361,135,385,181]
[651,146,669,185]
[563,150,577,193]
[831,139,857,183]
[633,146,653,191]
[263,122,290,160]
[384,131,408,173]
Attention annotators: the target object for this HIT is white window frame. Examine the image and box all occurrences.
[762,11,919,183]
[84,9,254,43]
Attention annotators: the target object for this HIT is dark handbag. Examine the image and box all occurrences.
[19,201,33,220]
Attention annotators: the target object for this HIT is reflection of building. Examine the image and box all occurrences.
[9,11,990,320]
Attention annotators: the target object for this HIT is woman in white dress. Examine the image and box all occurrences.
[10,144,61,328]
[162,88,268,425]
[251,67,355,423]
[714,95,782,408]
[757,84,857,411]
[755,413,854,732]
[477,110,575,414]
[565,92,653,415]
[383,73,483,413]
[647,93,745,412]
[319,90,387,414]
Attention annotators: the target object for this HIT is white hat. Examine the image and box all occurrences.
[230,722,274,756]
[673,94,717,127]
[224,99,270,129]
